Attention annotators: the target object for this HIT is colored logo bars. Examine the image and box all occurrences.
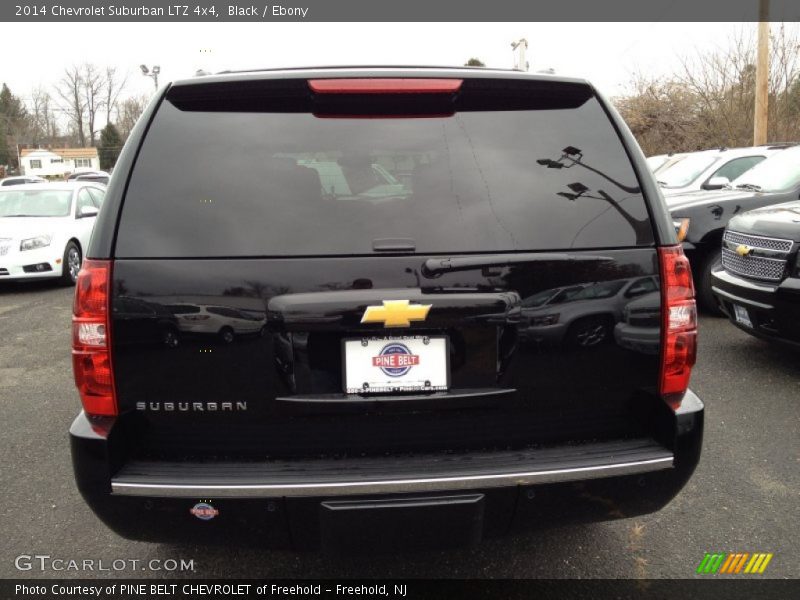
[696,552,773,574]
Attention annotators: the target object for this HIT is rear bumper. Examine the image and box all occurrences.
[711,270,800,346]
[70,391,703,549]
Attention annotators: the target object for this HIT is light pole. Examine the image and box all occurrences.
[511,39,529,71]
[140,64,161,91]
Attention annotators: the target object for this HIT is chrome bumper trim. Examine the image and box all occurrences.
[111,456,674,498]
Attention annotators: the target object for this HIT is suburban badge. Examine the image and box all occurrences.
[736,244,753,257]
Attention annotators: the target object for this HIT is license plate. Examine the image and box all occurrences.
[733,304,753,328]
[343,336,449,394]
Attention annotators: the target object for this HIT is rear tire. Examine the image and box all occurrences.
[60,241,81,286]
[162,328,180,348]
[567,316,612,349]
[219,327,235,344]
[697,249,724,316]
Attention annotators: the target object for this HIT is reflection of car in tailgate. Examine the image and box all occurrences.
[614,291,662,355]
[519,276,659,348]
[69,67,703,550]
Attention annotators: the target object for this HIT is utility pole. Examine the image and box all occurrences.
[753,0,770,145]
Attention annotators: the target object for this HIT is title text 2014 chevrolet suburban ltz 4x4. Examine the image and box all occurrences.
[70,68,703,551]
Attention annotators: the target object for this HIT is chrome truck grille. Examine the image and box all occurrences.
[721,231,794,282]
[723,230,793,253]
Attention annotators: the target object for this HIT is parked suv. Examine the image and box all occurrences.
[70,67,702,550]
[712,201,800,347]
[517,276,659,348]
[667,145,800,313]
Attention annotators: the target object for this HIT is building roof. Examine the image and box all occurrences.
[21,147,98,159]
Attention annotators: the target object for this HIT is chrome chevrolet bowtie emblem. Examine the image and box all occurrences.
[736,244,753,257]
[361,300,432,328]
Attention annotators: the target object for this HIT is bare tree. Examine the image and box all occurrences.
[615,26,800,155]
[54,65,87,147]
[614,73,702,155]
[82,63,106,146]
[104,66,128,127]
[677,29,757,148]
[116,94,149,140]
[29,87,59,145]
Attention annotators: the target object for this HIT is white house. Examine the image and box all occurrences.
[20,147,100,178]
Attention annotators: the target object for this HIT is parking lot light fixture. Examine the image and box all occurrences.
[140,64,160,90]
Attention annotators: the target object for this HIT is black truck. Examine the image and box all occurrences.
[712,201,800,347]
[70,67,703,550]
[666,144,800,313]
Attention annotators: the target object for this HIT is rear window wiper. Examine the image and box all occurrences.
[735,183,762,191]
[422,253,613,277]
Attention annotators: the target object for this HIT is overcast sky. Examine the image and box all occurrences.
[4,21,797,110]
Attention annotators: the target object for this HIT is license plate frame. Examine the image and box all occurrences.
[733,304,753,328]
[342,335,450,395]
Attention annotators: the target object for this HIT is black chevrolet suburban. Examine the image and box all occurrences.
[712,201,800,347]
[70,67,703,550]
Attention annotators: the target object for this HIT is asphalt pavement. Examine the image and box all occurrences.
[1,279,798,579]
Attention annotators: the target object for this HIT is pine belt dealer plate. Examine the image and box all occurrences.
[343,336,449,395]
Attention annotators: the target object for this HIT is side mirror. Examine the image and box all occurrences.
[78,205,99,218]
[702,176,730,191]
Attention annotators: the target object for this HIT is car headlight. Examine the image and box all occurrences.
[529,313,560,326]
[20,235,52,251]
[673,218,690,242]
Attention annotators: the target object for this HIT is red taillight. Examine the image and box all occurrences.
[72,259,117,416]
[308,78,463,94]
[659,245,697,410]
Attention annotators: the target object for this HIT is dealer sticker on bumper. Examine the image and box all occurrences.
[343,336,448,394]
[733,304,753,328]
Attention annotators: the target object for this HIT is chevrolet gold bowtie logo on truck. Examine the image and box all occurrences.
[361,300,432,328]
[736,244,753,257]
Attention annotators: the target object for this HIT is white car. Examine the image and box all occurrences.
[1,175,47,186]
[645,153,686,173]
[0,182,105,284]
[657,145,792,197]
[165,303,267,343]
[67,169,110,181]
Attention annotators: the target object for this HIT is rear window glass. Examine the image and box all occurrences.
[115,80,652,257]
